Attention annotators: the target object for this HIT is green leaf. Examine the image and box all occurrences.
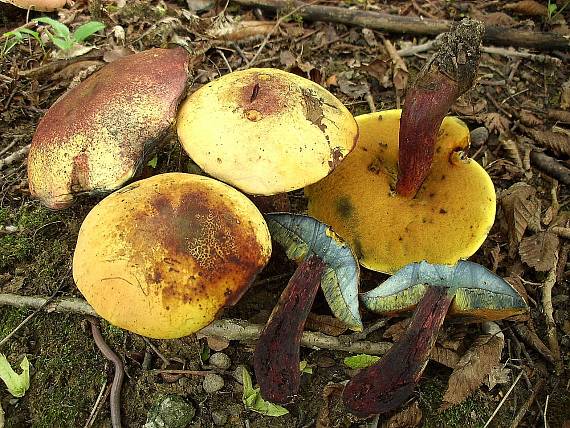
[72,21,105,42]
[548,3,557,16]
[147,155,158,169]
[50,37,73,52]
[343,354,381,369]
[33,17,70,39]
[299,360,313,375]
[241,367,289,417]
[265,213,362,331]
[0,354,30,398]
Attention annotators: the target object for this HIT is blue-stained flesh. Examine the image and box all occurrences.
[265,213,362,331]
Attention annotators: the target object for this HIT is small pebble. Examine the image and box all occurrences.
[203,373,224,393]
[470,126,489,148]
[209,352,231,370]
[211,410,228,426]
[232,365,247,384]
[143,395,195,428]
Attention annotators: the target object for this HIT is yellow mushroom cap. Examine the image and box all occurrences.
[72,173,272,339]
[28,48,189,209]
[176,68,358,195]
[305,110,496,274]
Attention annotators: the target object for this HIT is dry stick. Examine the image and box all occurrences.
[231,0,570,50]
[87,317,124,428]
[84,381,109,428]
[551,226,570,240]
[530,150,570,186]
[508,378,545,428]
[483,371,523,428]
[0,293,392,356]
[542,262,562,371]
[0,144,30,170]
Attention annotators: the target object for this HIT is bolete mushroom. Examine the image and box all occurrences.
[176,68,358,195]
[254,213,360,404]
[305,110,496,273]
[28,47,189,209]
[342,260,527,417]
[72,173,272,339]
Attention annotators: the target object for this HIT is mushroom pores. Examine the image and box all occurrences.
[72,173,272,339]
[28,47,189,209]
[305,110,496,274]
[176,68,358,195]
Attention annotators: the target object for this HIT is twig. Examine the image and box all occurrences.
[512,323,556,365]
[142,337,170,367]
[397,40,434,57]
[0,138,19,157]
[542,261,562,371]
[87,317,124,428]
[483,371,523,428]
[230,0,570,50]
[0,293,392,355]
[84,381,109,428]
[482,46,561,65]
[530,150,570,186]
[0,144,30,170]
[544,394,550,428]
[551,226,570,240]
[508,378,545,428]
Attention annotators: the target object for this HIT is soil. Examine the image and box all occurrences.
[1,1,569,427]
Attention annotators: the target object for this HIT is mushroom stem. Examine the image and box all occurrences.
[396,18,484,198]
[342,285,454,417]
[254,254,326,404]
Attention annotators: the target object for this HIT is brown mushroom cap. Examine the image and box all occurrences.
[28,47,189,209]
[306,110,496,274]
[176,68,358,195]
[72,173,272,339]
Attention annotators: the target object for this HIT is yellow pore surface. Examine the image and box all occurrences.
[306,110,496,274]
[177,68,358,195]
[73,173,272,339]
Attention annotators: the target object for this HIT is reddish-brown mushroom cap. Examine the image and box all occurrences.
[28,47,189,209]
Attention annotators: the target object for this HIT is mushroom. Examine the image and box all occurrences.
[28,47,190,209]
[305,110,496,273]
[72,173,272,339]
[254,213,360,404]
[176,68,358,195]
[342,260,528,417]
[2,0,66,11]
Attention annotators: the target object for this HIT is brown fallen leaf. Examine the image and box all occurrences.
[519,110,543,127]
[479,12,517,27]
[500,134,524,168]
[485,366,511,390]
[360,59,392,88]
[316,383,344,428]
[547,109,570,123]
[452,97,487,116]
[440,322,504,410]
[483,112,511,134]
[519,231,560,272]
[500,182,542,257]
[383,318,410,341]
[430,345,460,369]
[525,128,570,157]
[306,313,349,337]
[387,401,422,428]
[383,38,408,91]
[504,0,548,16]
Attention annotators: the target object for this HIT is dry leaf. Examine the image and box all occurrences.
[361,59,392,88]
[525,129,570,156]
[337,78,370,99]
[361,28,377,47]
[519,110,543,127]
[430,345,460,369]
[51,60,103,81]
[500,135,523,168]
[441,323,504,410]
[206,19,274,41]
[452,98,487,116]
[387,401,422,428]
[316,383,344,428]
[483,112,511,134]
[504,0,548,16]
[306,313,349,337]
[383,318,410,341]
[519,231,560,272]
[561,80,570,110]
[547,109,570,123]
[480,12,517,27]
[279,51,297,68]
[383,38,408,91]
[500,183,542,257]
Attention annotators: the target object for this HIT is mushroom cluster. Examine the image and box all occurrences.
[27,18,527,420]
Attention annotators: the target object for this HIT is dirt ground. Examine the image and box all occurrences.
[1,0,569,427]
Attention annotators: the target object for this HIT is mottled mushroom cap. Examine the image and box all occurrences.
[3,0,66,11]
[306,110,496,274]
[176,68,358,195]
[72,173,272,339]
[28,47,189,209]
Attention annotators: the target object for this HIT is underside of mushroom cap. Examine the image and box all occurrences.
[72,173,272,339]
[176,68,358,195]
[28,47,189,209]
[305,110,496,274]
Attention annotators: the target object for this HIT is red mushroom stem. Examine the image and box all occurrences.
[254,254,326,404]
[342,285,454,417]
[395,19,484,198]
